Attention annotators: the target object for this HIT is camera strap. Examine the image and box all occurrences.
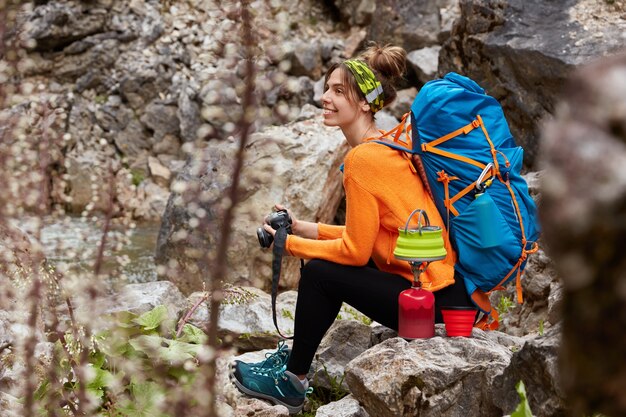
[271,227,294,340]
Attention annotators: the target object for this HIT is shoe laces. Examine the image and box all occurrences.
[252,364,289,385]
[253,364,313,396]
[252,340,289,371]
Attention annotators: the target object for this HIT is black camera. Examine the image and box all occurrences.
[257,209,292,248]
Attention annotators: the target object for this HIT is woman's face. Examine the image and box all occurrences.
[321,68,367,128]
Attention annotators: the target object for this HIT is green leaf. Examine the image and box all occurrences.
[133,306,169,331]
[128,334,165,356]
[112,310,140,328]
[177,324,207,344]
[118,381,165,417]
[159,340,199,364]
[33,380,50,402]
[511,380,534,417]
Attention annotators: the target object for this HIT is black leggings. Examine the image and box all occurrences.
[286,259,473,375]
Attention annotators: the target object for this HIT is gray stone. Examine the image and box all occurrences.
[309,320,372,390]
[114,119,152,158]
[53,39,119,82]
[316,395,370,417]
[0,391,21,417]
[177,86,202,142]
[148,156,172,186]
[492,325,565,417]
[22,1,107,51]
[386,87,418,120]
[374,111,400,132]
[286,41,323,80]
[367,0,441,51]
[103,281,187,320]
[407,46,441,83]
[186,287,297,351]
[439,0,626,169]
[331,0,377,26]
[140,101,180,142]
[155,109,349,294]
[345,331,514,417]
[218,350,291,416]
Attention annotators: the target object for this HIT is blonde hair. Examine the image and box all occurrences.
[324,42,407,111]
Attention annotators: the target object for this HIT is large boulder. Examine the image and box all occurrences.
[155,106,349,294]
[539,51,626,417]
[366,0,442,52]
[492,324,565,417]
[439,0,626,169]
[309,319,373,390]
[345,328,523,417]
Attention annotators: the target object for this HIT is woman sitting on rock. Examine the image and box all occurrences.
[231,43,474,414]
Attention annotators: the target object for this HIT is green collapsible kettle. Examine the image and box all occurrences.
[394,208,447,339]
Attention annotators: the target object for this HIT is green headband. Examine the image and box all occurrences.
[344,59,385,113]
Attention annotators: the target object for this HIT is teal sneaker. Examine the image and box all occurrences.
[231,362,312,414]
[238,340,290,373]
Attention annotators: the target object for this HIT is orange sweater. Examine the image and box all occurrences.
[286,142,457,291]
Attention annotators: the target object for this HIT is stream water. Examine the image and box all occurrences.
[13,216,160,287]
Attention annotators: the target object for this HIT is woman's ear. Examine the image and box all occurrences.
[360,100,370,113]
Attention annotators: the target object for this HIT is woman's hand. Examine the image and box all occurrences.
[271,204,298,232]
[267,204,319,239]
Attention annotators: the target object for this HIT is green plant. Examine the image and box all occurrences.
[281,308,294,320]
[511,380,534,417]
[538,319,544,336]
[34,306,208,416]
[303,359,348,415]
[130,169,146,186]
[495,295,515,317]
[94,95,107,105]
[336,306,372,326]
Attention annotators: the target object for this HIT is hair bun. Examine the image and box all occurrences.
[359,43,407,81]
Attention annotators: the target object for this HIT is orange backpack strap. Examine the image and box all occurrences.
[471,289,500,331]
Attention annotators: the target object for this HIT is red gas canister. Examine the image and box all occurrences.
[398,279,435,339]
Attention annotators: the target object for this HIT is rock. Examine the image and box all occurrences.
[0,391,21,417]
[118,50,176,110]
[539,51,626,417]
[315,395,370,417]
[407,46,441,83]
[140,101,181,142]
[155,108,349,294]
[0,341,53,398]
[53,39,119,82]
[184,286,372,352]
[374,111,399,132]
[218,350,291,417]
[114,119,152,158]
[177,85,202,142]
[286,41,323,80]
[488,254,560,337]
[22,1,108,51]
[148,156,172,187]
[103,281,187,320]
[186,287,297,351]
[367,0,441,51]
[345,329,514,417]
[492,325,565,417]
[64,148,119,213]
[330,0,377,26]
[309,320,372,390]
[370,322,398,346]
[439,0,626,169]
[386,87,418,120]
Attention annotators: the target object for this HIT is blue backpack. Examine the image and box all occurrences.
[375,72,540,330]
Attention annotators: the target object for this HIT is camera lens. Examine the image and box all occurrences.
[257,227,273,248]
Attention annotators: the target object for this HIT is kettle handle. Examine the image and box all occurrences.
[403,208,430,235]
